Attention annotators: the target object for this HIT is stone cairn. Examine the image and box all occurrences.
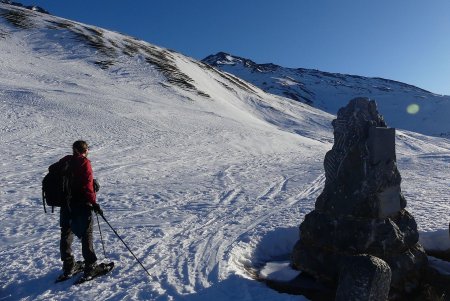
[291,98,428,300]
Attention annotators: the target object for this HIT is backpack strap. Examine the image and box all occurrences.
[63,157,76,210]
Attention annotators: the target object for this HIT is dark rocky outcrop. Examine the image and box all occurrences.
[292,98,428,300]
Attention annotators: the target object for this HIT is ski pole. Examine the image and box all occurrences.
[99,213,152,278]
[42,190,47,213]
[96,213,107,259]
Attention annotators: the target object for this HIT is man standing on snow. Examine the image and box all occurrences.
[51,140,103,280]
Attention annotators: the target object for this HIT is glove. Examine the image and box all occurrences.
[93,179,100,192]
[92,203,103,216]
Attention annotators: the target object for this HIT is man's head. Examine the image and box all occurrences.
[72,140,89,156]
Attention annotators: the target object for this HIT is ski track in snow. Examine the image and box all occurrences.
[0,4,449,301]
[0,144,326,301]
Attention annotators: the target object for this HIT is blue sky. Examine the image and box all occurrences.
[20,0,450,95]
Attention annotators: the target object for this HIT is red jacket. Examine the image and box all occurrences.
[58,154,97,205]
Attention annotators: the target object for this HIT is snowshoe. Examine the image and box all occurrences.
[74,262,114,285]
[55,261,85,283]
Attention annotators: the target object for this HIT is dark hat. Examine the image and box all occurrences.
[72,140,89,154]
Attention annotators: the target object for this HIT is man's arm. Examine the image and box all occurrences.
[80,159,96,205]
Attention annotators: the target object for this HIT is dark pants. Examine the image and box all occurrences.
[60,205,97,270]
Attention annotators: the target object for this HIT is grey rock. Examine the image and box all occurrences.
[377,186,401,218]
[368,127,396,165]
[336,255,391,301]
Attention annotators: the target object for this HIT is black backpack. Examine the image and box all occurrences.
[42,159,73,213]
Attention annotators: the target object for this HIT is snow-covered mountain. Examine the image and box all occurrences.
[203,52,450,137]
[1,3,449,301]
[0,0,49,14]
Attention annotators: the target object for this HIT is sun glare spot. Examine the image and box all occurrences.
[406,104,420,114]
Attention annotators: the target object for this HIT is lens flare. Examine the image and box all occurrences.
[406,104,420,114]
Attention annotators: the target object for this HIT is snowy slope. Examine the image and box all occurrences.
[203,52,450,137]
[0,3,449,301]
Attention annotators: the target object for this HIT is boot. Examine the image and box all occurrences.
[62,258,75,276]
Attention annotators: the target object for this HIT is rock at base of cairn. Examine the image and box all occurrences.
[335,255,391,301]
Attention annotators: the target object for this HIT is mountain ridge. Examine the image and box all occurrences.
[203,51,436,95]
[202,52,450,137]
[0,0,49,14]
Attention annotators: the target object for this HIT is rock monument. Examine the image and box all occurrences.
[291,98,428,300]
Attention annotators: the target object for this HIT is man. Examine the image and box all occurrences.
[50,140,103,280]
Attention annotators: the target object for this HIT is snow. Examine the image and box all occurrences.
[0,3,449,301]
[420,230,450,252]
[260,261,300,282]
